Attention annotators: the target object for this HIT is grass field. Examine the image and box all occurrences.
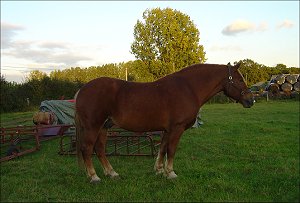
[1,100,299,202]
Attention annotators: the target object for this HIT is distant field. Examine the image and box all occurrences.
[1,101,299,202]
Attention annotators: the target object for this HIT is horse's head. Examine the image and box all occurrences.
[223,62,254,108]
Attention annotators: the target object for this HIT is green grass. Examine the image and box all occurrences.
[1,101,299,202]
[0,111,36,127]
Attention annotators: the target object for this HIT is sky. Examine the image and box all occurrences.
[1,1,299,83]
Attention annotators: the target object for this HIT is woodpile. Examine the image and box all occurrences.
[266,74,300,96]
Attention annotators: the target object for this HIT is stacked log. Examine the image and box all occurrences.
[274,74,286,85]
[294,81,300,92]
[267,74,300,96]
[286,74,298,84]
[267,83,280,96]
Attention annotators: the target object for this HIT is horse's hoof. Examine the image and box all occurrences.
[107,170,120,179]
[90,179,101,184]
[110,174,121,180]
[165,171,178,179]
[155,168,164,175]
[90,175,101,184]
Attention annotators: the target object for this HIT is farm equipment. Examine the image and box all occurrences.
[59,126,162,157]
[0,126,40,162]
[0,124,74,162]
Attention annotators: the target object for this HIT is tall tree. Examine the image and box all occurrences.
[131,7,206,79]
[235,59,269,87]
[26,70,47,81]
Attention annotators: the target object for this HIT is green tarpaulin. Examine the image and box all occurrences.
[39,100,75,125]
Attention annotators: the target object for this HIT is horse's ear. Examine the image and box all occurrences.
[234,62,242,69]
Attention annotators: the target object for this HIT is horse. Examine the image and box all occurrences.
[75,62,254,183]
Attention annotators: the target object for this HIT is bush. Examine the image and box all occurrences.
[0,76,83,113]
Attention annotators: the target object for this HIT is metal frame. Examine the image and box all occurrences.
[0,126,40,162]
[0,124,75,162]
[59,126,162,157]
[106,130,162,156]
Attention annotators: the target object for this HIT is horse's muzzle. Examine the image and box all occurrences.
[241,94,255,108]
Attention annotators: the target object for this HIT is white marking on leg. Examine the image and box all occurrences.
[164,157,178,179]
[154,152,164,174]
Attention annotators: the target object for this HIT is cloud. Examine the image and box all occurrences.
[1,21,93,67]
[277,20,294,29]
[222,20,268,36]
[1,21,25,48]
[37,41,69,50]
[209,45,242,52]
[3,44,91,67]
[222,20,255,36]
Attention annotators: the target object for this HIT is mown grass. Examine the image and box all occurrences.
[1,100,299,202]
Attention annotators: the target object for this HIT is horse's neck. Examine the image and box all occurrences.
[182,66,225,106]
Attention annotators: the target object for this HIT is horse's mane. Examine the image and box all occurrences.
[169,63,225,79]
[177,63,223,73]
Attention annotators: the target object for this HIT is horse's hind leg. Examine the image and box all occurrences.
[154,131,168,175]
[94,128,119,178]
[164,126,185,179]
[81,129,101,183]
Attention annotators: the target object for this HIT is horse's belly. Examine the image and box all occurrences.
[111,111,166,132]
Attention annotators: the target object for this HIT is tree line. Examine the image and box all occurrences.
[1,58,298,113]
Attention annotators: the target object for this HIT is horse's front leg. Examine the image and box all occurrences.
[94,129,119,179]
[164,126,185,179]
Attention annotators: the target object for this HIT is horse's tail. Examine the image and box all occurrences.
[75,111,85,170]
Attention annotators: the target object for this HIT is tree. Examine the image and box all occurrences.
[235,59,269,87]
[131,7,206,79]
[26,70,47,81]
[274,63,289,74]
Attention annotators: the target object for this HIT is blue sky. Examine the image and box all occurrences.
[1,1,299,83]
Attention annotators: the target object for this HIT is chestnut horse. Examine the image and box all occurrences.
[75,62,254,183]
